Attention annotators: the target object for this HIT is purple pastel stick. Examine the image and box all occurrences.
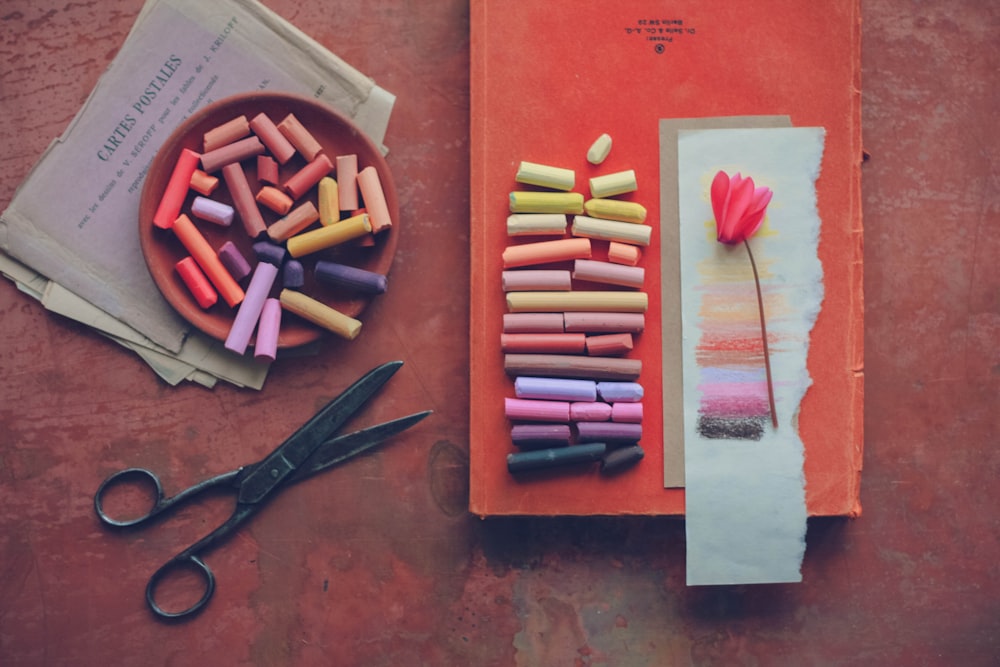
[504,397,570,422]
[253,298,282,362]
[569,401,613,422]
[596,381,644,403]
[576,421,642,444]
[514,376,596,402]
[510,423,572,449]
[253,240,287,266]
[611,402,643,423]
[224,262,278,355]
[314,260,387,294]
[283,259,305,289]
[217,241,251,281]
[191,196,235,227]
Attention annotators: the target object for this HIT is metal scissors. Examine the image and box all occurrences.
[94,360,430,620]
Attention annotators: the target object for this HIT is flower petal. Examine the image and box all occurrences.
[710,170,730,232]
[741,186,773,239]
[719,175,754,243]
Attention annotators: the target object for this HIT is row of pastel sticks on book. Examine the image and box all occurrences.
[501,142,650,475]
[150,109,393,359]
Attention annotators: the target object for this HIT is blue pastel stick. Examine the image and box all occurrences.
[596,381,644,403]
[514,376,597,402]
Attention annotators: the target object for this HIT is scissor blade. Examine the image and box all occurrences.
[237,360,404,504]
[288,410,432,485]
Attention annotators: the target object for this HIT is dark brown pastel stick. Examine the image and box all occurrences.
[504,353,641,381]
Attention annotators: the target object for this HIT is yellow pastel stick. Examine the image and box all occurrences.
[286,213,372,258]
[509,191,584,214]
[589,169,637,198]
[506,291,648,313]
[515,161,575,191]
[571,215,651,246]
[318,176,340,225]
[583,198,647,223]
[279,289,362,340]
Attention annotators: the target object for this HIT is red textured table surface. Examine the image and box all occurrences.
[0,1,997,665]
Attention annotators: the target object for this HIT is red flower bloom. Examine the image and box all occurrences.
[709,169,778,428]
[711,170,773,244]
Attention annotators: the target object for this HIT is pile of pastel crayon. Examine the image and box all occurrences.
[501,134,648,475]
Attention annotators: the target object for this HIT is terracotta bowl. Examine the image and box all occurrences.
[138,91,399,349]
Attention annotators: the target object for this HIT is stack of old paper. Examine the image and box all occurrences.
[0,0,395,389]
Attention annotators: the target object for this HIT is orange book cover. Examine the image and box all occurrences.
[470,0,863,516]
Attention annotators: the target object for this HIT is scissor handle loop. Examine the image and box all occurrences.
[146,553,216,620]
[94,467,167,528]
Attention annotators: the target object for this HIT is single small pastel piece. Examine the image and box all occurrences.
[174,256,218,309]
[576,421,642,444]
[502,312,565,333]
[255,185,294,215]
[504,397,571,422]
[509,191,584,214]
[501,270,572,292]
[607,241,642,266]
[191,196,235,227]
[589,169,637,199]
[282,259,305,289]
[600,444,644,474]
[506,213,568,236]
[314,259,387,294]
[278,289,362,340]
[153,148,200,229]
[356,166,393,234]
[514,376,597,402]
[571,215,651,246]
[596,381,644,403]
[257,154,279,185]
[572,259,644,289]
[267,201,321,243]
[200,136,265,173]
[253,298,282,362]
[500,333,586,354]
[611,402,643,423]
[582,198,648,224]
[515,161,575,191]
[202,115,250,152]
[318,176,340,225]
[284,153,333,201]
[506,443,606,474]
[224,262,279,355]
[585,332,634,356]
[222,163,266,237]
[586,133,612,165]
[217,240,252,281]
[569,401,613,422]
[249,112,296,164]
[189,169,220,196]
[563,311,644,334]
[277,113,324,161]
[336,154,359,210]
[510,423,572,449]
[252,240,287,266]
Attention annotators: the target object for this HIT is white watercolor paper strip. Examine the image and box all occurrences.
[677,127,825,585]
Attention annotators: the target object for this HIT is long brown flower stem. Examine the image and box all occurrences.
[743,239,778,428]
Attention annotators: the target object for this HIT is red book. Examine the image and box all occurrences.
[470,0,863,516]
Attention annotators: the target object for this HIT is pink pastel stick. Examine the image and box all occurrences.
[504,397,570,422]
[249,112,296,164]
[502,313,564,333]
[585,332,634,356]
[222,163,267,237]
[153,148,200,229]
[500,333,585,354]
[501,270,572,292]
[576,421,642,444]
[611,402,644,423]
[284,153,333,200]
[572,259,645,289]
[200,136,265,173]
[253,298,282,362]
[224,262,279,355]
[563,312,645,334]
[569,402,613,422]
[356,166,392,233]
[336,154,359,210]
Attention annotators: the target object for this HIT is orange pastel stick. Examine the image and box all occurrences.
[153,148,200,229]
[175,256,218,309]
[255,186,293,215]
[249,112,296,164]
[189,169,219,196]
[202,115,250,152]
[356,166,392,234]
[257,155,279,185]
[607,241,642,266]
[501,237,591,268]
[171,214,244,307]
[277,113,323,161]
